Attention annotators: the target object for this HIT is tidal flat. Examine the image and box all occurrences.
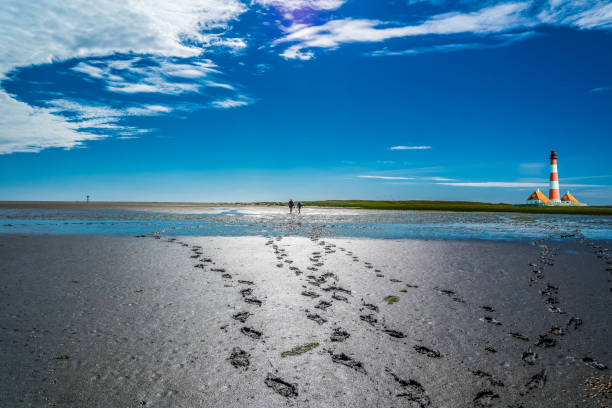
[0,206,611,407]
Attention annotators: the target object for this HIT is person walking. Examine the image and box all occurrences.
[288,199,294,213]
[297,201,302,214]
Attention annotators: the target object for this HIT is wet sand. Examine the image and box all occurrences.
[0,234,610,407]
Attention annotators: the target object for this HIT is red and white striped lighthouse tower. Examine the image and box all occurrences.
[549,149,560,202]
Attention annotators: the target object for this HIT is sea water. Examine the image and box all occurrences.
[0,205,610,241]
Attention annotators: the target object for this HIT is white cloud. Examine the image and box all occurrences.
[274,3,533,58]
[41,99,177,140]
[519,162,546,176]
[562,174,612,181]
[438,182,605,188]
[591,85,612,93]
[0,0,247,76]
[538,0,612,29]
[428,177,454,181]
[358,175,416,180]
[254,0,346,11]
[280,47,315,60]
[72,58,222,95]
[390,145,432,150]
[0,0,248,154]
[0,93,104,154]
[275,1,612,59]
[573,3,612,29]
[211,98,252,108]
[369,31,536,57]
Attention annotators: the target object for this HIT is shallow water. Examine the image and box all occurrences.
[0,205,611,241]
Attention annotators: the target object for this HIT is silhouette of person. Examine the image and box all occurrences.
[297,201,302,214]
[288,199,294,213]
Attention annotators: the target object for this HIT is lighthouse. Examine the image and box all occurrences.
[548,150,560,203]
[525,149,585,206]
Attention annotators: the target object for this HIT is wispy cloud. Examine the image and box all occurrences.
[358,175,416,180]
[275,1,612,59]
[211,97,253,108]
[538,1,612,30]
[518,162,546,176]
[438,182,606,188]
[368,31,536,57]
[591,85,612,93]
[562,174,612,181]
[72,58,222,95]
[274,3,532,59]
[254,0,346,11]
[40,99,179,142]
[390,145,432,150]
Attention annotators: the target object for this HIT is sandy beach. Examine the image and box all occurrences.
[1,232,610,407]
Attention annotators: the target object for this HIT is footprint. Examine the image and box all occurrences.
[360,314,377,326]
[549,327,564,336]
[473,390,500,407]
[332,293,348,302]
[264,374,298,398]
[521,349,537,365]
[244,297,262,306]
[306,311,327,325]
[330,352,366,374]
[435,287,465,303]
[237,280,254,285]
[232,311,251,323]
[322,285,351,294]
[240,327,262,339]
[413,345,441,358]
[306,275,325,286]
[509,332,529,341]
[385,368,431,407]
[582,357,608,370]
[301,290,320,298]
[522,370,546,394]
[471,370,504,387]
[228,347,250,370]
[481,306,495,312]
[361,302,379,312]
[330,328,350,342]
[482,316,502,326]
[535,335,556,348]
[240,288,253,297]
[567,316,582,329]
[383,329,406,339]
[314,300,332,310]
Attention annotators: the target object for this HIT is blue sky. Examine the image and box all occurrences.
[1,0,611,204]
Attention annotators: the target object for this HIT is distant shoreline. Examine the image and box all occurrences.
[0,200,611,216]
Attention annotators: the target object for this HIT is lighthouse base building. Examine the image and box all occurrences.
[525,190,586,206]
